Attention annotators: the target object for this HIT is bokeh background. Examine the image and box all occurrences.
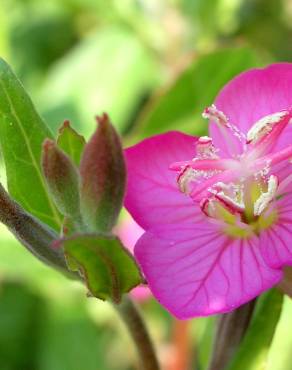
[0,0,291,369]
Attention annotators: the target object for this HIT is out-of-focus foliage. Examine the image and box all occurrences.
[134,47,258,139]
[0,0,291,369]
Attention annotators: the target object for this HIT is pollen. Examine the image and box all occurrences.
[202,104,229,126]
[196,136,219,159]
[203,104,246,144]
[254,175,278,216]
[246,110,288,144]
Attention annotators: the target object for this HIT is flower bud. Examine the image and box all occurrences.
[42,139,82,229]
[79,114,126,233]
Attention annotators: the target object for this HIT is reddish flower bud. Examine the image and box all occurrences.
[79,114,126,232]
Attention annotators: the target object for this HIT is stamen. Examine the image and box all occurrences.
[177,165,196,194]
[196,136,218,159]
[215,192,245,213]
[177,165,221,194]
[202,104,229,126]
[257,161,271,179]
[210,182,245,213]
[200,198,217,218]
[190,169,240,201]
[254,175,278,216]
[203,104,246,144]
[170,158,239,172]
[200,193,242,220]
[246,110,289,144]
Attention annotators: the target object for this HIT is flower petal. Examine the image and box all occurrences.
[135,222,281,319]
[260,195,292,268]
[210,63,292,157]
[125,131,203,230]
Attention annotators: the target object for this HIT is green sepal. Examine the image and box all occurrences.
[57,120,86,166]
[60,234,142,303]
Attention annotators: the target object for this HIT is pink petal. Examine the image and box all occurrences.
[260,195,292,268]
[125,132,203,230]
[114,214,152,302]
[210,63,292,157]
[135,222,282,319]
[115,215,144,253]
[131,286,151,302]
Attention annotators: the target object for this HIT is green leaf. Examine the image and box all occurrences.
[226,289,283,370]
[0,58,61,230]
[61,234,142,303]
[136,48,258,138]
[57,120,86,166]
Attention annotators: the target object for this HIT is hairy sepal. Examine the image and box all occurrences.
[80,114,126,233]
[57,120,86,166]
[57,234,142,303]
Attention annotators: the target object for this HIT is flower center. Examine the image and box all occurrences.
[170,106,292,239]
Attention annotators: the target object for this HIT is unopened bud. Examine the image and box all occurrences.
[79,114,126,233]
[42,139,82,228]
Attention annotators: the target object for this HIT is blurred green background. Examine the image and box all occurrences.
[0,0,291,369]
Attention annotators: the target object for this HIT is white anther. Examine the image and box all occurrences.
[177,165,221,195]
[177,166,196,194]
[196,136,219,159]
[200,198,216,218]
[202,105,246,144]
[215,191,245,213]
[202,104,229,126]
[254,175,278,216]
[247,111,288,144]
[213,182,235,192]
[207,181,245,214]
[198,136,212,143]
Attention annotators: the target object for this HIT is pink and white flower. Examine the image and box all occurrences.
[125,63,292,319]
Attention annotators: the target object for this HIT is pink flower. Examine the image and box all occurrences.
[125,63,292,319]
[115,214,151,302]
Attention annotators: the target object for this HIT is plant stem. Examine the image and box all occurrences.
[0,183,68,273]
[115,296,161,370]
[207,300,256,370]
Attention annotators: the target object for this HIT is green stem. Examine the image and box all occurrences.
[115,296,161,370]
[207,299,256,370]
[0,183,69,274]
